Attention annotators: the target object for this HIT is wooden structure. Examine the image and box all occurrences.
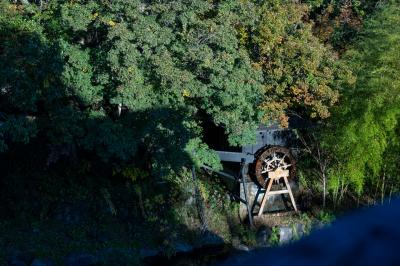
[200,118,308,225]
[257,168,297,216]
[202,157,298,228]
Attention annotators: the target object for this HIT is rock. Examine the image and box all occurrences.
[195,230,224,248]
[31,259,55,266]
[256,226,272,247]
[63,253,99,266]
[236,244,251,252]
[174,242,194,253]
[139,248,159,258]
[293,223,305,239]
[279,226,293,244]
[240,178,298,218]
[313,221,325,230]
[184,195,195,206]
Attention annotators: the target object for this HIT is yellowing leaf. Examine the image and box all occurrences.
[107,20,116,27]
[91,12,99,20]
[182,89,190,97]
[9,4,18,11]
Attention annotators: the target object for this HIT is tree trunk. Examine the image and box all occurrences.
[381,172,386,204]
[136,187,147,218]
[389,184,393,204]
[322,173,326,208]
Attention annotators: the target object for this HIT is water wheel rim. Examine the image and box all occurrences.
[254,146,296,188]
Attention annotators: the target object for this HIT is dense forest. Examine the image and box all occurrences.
[0,0,399,265]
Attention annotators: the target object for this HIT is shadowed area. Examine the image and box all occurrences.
[222,198,400,266]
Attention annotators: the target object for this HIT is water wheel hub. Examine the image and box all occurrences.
[254,146,296,188]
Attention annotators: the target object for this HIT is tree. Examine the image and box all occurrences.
[0,1,57,151]
[297,131,332,208]
[309,0,383,50]
[323,1,400,199]
[0,0,356,183]
[250,0,345,127]
[0,0,264,177]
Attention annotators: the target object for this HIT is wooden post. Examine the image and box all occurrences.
[240,159,254,228]
[283,176,297,212]
[258,178,274,216]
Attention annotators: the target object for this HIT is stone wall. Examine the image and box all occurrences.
[239,177,299,220]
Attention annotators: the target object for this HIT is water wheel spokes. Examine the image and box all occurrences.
[254,146,296,188]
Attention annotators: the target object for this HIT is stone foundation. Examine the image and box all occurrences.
[239,178,299,220]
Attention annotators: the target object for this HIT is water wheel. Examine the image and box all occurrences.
[254,146,296,188]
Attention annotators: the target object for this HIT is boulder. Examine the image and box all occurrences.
[256,226,272,247]
[293,223,305,239]
[195,230,224,248]
[31,259,55,266]
[279,226,293,244]
[139,248,159,258]
[174,242,194,253]
[63,253,99,266]
[236,244,251,252]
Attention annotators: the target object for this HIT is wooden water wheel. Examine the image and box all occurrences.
[254,146,296,188]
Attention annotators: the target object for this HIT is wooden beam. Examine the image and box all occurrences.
[265,189,289,195]
[258,178,273,216]
[268,169,289,179]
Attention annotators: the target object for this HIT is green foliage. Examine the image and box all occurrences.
[3,0,394,219]
[303,0,324,9]
[0,2,56,148]
[0,0,352,181]
[251,0,346,126]
[317,210,335,224]
[323,1,400,196]
[311,0,383,49]
[268,227,280,246]
[0,0,264,178]
[185,138,222,170]
[298,212,313,234]
[198,174,228,212]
